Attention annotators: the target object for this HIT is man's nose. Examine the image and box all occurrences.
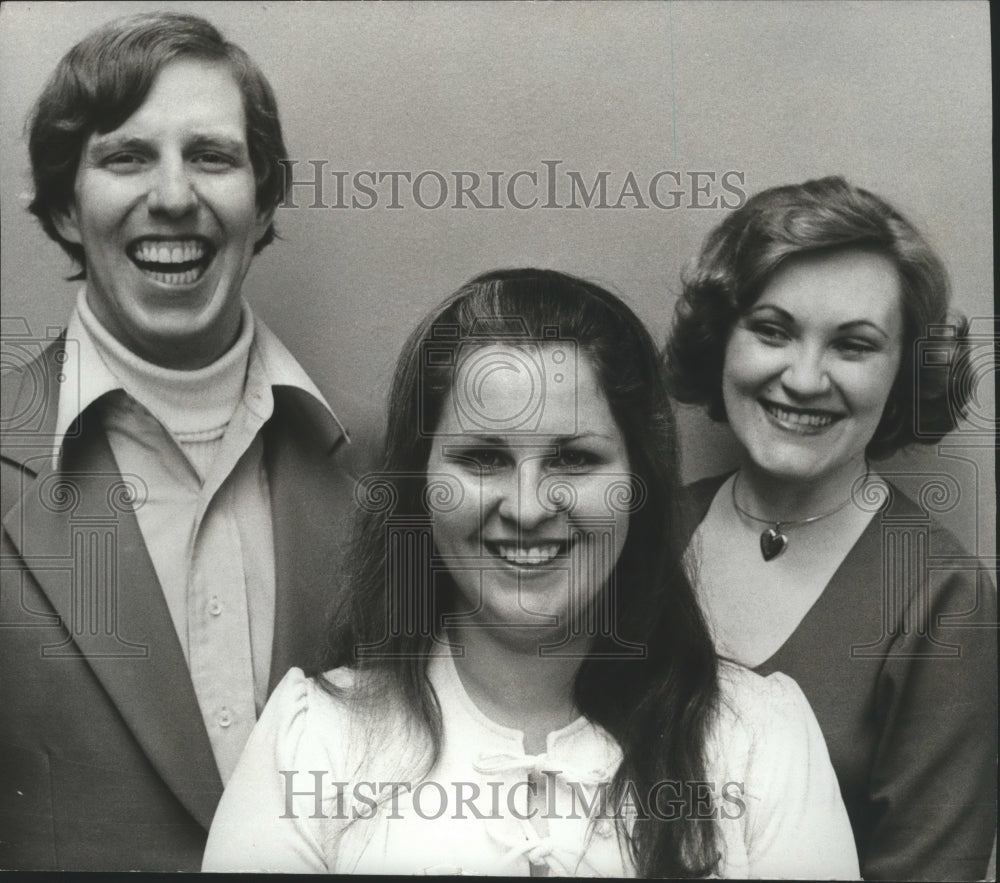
[147,158,198,217]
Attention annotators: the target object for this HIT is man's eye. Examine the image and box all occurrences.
[193,152,237,171]
[102,153,146,170]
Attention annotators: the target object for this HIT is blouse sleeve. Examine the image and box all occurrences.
[741,671,861,880]
[864,553,997,880]
[202,667,332,873]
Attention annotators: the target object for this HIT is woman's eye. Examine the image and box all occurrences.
[549,450,596,471]
[751,322,790,345]
[448,448,508,471]
[834,338,878,357]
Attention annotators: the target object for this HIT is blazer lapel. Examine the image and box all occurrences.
[266,388,357,690]
[2,344,222,830]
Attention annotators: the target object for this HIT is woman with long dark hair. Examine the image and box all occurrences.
[666,178,997,880]
[204,269,857,876]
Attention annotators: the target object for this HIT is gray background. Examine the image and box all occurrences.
[1,0,994,557]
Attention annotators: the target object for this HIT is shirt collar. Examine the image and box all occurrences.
[52,289,343,468]
[249,313,345,438]
[53,294,122,468]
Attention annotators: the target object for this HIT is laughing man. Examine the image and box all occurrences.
[1,12,366,870]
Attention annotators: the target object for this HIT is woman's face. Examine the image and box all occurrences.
[426,344,631,642]
[721,248,904,486]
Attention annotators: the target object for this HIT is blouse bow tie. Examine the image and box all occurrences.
[472,751,613,786]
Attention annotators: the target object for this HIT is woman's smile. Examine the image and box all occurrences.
[758,399,844,434]
[722,249,903,485]
[484,539,569,569]
[427,343,631,629]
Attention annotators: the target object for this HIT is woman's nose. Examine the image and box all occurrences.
[496,460,560,528]
[147,159,198,217]
[780,345,832,397]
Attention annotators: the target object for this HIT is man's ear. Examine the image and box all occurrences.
[52,203,83,245]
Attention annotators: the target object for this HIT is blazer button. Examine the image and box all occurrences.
[217,708,233,728]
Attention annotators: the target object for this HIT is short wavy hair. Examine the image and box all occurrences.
[26,11,289,270]
[665,176,972,459]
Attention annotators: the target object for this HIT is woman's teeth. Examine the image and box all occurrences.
[764,402,836,428]
[129,239,211,285]
[494,544,562,566]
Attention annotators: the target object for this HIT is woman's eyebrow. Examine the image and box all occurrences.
[441,433,614,447]
[745,303,793,320]
[745,305,889,339]
[441,434,507,446]
[554,432,614,444]
[837,319,890,339]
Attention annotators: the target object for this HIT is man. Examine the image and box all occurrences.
[0,12,367,870]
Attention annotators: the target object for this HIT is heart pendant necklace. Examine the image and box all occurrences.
[731,472,861,562]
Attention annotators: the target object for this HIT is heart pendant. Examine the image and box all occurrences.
[760,527,787,561]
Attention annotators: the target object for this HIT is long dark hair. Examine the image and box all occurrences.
[315,269,721,876]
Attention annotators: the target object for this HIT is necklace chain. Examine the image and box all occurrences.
[731,473,860,528]
[731,469,868,562]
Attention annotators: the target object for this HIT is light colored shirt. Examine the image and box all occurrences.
[203,655,861,877]
[56,290,339,783]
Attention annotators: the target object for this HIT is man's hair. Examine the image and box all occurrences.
[26,11,289,269]
[665,176,972,459]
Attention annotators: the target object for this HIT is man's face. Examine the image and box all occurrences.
[54,58,272,369]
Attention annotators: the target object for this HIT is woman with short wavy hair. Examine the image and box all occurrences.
[667,177,997,880]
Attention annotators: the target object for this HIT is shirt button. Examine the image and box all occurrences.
[207,597,223,616]
[217,708,233,728]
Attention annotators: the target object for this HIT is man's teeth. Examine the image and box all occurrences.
[129,239,210,285]
[495,544,562,566]
[132,240,206,264]
[765,403,835,428]
[144,268,202,285]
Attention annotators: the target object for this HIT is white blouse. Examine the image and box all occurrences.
[203,654,858,877]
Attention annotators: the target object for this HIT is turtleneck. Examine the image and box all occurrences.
[76,290,253,478]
